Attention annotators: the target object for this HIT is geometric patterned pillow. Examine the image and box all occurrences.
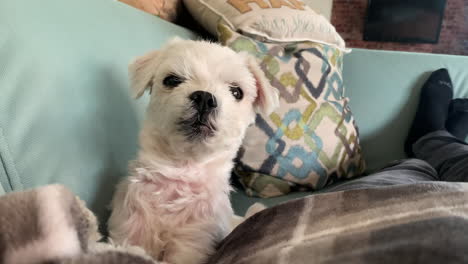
[218,24,366,198]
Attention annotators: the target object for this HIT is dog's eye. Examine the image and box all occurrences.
[163,74,184,88]
[230,85,243,101]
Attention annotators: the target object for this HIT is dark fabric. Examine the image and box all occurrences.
[318,130,468,193]
[320,158,438,193]
[446,99,468,140]
[209,182,468,264]
[209,131,468,264]
[404,68,453,156]
[414,130,468,182]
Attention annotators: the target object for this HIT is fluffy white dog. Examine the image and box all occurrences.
[108,38,278,264]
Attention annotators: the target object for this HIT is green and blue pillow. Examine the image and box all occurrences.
[219,24,365,197]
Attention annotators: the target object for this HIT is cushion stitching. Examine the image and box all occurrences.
[0,126,23,191]
[0,148,12,192]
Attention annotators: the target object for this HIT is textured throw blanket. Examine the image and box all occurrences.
[208,182,468,264]
[4,183,468,264]
[0,185,156,264]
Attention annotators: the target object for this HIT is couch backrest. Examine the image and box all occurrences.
[0,0,195,220]
[344,49,468,172]
[2,0,468,221]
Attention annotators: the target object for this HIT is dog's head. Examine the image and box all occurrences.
[130,38,278,161]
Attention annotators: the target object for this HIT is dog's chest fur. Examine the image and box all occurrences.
[127,160,233,228]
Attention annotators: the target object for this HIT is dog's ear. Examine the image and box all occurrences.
[244,55,279,116]
[128,50,160,99]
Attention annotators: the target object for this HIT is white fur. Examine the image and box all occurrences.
[108,39,278,264]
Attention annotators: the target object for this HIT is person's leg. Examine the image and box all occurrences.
[446,99,468,140]
[322,159,438,193]
[322,69,467,193]
[401,67,468,182]
[413,121,468,182]
[405,68,453,156]
[322,69,459,193]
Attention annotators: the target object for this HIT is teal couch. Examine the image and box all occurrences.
[1,0,468,221]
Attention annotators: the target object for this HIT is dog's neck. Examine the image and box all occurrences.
[139,128,239,167]
[136,132,238,183]
[134,150,234,191]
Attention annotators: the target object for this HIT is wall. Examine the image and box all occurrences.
[331,0,468,55]
[303,0,333,20]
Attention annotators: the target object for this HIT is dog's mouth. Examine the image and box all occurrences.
[178,112,217,141]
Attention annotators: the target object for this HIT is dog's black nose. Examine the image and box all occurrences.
[189,91,217,112]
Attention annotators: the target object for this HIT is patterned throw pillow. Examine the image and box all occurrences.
[219,24,366,198]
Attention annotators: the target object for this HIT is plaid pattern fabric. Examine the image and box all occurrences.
[219,24,365,198]
[0,185,156,264]
[208,182,468,264]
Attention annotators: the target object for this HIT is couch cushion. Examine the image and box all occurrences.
[344,49,468,172]
[0,0,195,222]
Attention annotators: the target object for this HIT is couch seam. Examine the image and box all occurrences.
[0,126,22,191]
[0,151,11,192]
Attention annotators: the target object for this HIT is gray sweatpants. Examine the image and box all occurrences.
[324,130,468,193]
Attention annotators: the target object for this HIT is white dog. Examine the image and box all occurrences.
[108,38,278,264]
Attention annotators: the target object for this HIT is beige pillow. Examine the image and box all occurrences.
[119,0,182,21]
[183,0,348,51]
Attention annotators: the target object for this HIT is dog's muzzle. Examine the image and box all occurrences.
[178,91,218,141]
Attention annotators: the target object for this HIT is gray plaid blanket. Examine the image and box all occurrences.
[0,185,156,264]
[208,182,468,264]
[5,183,468,263]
